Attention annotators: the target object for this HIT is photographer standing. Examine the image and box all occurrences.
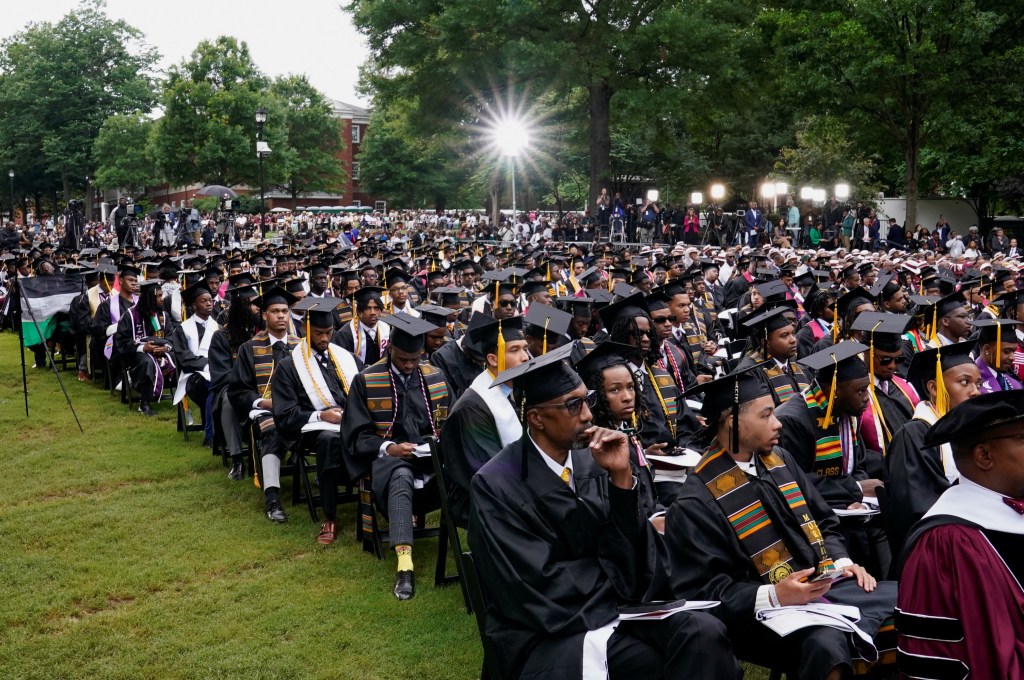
[109,196,130,248]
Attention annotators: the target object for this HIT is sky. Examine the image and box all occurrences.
[0,0,371,107]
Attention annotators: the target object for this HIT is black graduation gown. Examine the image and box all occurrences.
[440,387,502,528]
[429,338,480,403]
[468,436,656,680]
[665,450,896,679]
[870,381,915,454]
[340,363,442,504]
[774,395,868,508]
[169,318,212,375]
[666,448,850,629]
[883,418,950,553]
[228,339,290,420]
[796,321,828,359]
[207,330,234,394]
[272,351,360,475]
[90,294,133,344]
[723,275,751,309]
[331,323,382,365]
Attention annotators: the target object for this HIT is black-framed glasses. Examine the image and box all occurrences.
[652,315,678,325]
[498,299,516,308]
[533,390,597,416]
[878,356,898,366]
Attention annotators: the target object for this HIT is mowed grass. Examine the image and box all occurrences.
[0,332,479,679]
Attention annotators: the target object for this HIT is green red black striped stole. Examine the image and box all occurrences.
[694,441,835,584]
[803,384,858,478]
[250,332,301,396]
[749,351,810,406]
[363,361,450,438]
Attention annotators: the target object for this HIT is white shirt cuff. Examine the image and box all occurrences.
[378,441,395,458]
[834,558,854,570]
[755,585,777,612]
[136,344,146,353]
[252,398,263,410]
[307,411,321,424]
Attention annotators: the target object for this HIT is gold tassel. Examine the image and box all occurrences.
[542,317,551,355]
[997,322,1003,370]
[305,314,311,359]
[930,306,938,344]
[934,347,949,415]
[497,320,506,374]
[823,355,839,427]
[181,276,188,321]
[832,315,839,344]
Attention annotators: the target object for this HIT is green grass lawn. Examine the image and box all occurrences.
[0,332,479,679]
[0,331,770,679]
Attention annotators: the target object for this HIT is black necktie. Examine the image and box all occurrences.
[272,341,287,358]
[364,331,380,364]
[196,321,206,342]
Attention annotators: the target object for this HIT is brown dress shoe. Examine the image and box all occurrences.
[317,521,336,545]
[77,370,90,382]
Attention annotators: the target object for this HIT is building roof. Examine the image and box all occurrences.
[330,99,371,123]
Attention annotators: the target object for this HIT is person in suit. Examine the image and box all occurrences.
[744,201,763,246]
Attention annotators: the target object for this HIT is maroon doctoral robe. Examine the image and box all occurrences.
[896,478,1024,679]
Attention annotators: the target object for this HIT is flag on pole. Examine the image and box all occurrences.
[18,275,81,346]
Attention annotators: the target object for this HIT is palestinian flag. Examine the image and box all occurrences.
[19,275,81,346]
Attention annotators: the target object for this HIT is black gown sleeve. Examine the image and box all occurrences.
[271,357,313,440]
[884,420,951,545]
[113,311,138,360]
[776,401,864,508]
[338,373,384,480]
[207,330,233,393]
[169,325,208,374]
[228,342,261,416]
[439,392,501,527]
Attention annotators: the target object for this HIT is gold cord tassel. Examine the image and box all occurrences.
[497,320,506,374]
[997,322,1003,370]
[542,318,550,355]
[934,347,949,416]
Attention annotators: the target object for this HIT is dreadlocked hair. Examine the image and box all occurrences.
[582,365,649,428]
[806,289,836,319]
[137,284,160,319]
[609,313,660,365]
[227,296,258,352]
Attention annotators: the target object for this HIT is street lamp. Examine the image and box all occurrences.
[493,118,529,225]
[835,182,850,200]
[8,169,14,225]
[255,107,269,239]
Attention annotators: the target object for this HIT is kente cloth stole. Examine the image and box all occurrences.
[694,441,835,584]
[646,363,679,435]
[803,385,858,477]
[364,363,449,438]
[251,332,301,397]
[903,329,927,353]
[750,351,809,405]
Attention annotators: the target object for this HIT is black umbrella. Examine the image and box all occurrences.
[194,185,238,198]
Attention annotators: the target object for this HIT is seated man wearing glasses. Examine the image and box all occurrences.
[469,346,740,680]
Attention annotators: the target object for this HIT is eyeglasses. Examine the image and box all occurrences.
[498,299,516,308]
[651,315,678,325]
[533,390,597,416]
[877,356,898,366]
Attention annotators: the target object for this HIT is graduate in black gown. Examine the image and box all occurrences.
[666,367,897,680]
[113,279,177,415]
[91,264,139,386]
[469,345,740,680]
[272,298,362,545]
[207,283,259,481]
[341,313,450,600]
[228,285,301,523]
[331,286,388,365]
[897,391,1024,678]
[440,316,528,528]
[884,342,981,555]
[796,287,836,360]
[428,312,487,402]
[169,284,219,443]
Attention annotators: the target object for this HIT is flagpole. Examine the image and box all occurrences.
[13,268,29,417]
[19,280,83,433]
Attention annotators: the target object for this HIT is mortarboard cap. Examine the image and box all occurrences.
[353,286,385,308]
[573,341,636,381]
[416,304,457,326]
[851,312,911,353]
[799,341,870,384]
[924,391,1024,449]
[971,318,1022,345]
[836,287,876,320]
[181,284,213,306]
[523,304,572,340]
[490,342,581,408]
[292,296,343,328]
[935,291,966,318]
[382,313,439,354]
[597,292,648,329]
[253,285,298,311]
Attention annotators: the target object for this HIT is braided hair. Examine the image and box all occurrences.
[582,364,650,428]
[226,295,258,352]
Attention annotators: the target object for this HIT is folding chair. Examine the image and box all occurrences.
[176,398,206,442]
[426,436,470,607]
[461,552,506,680]
[357,473,445,571]
[290,440,357,523]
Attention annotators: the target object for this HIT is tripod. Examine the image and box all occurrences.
[13,268,83,431]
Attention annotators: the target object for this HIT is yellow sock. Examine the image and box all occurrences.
[395,545,413,572]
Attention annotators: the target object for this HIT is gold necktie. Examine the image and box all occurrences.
[560,467,571,485]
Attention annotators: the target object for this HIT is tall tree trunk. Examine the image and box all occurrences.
[588,80,613,213]
[904,120,920,232]
[61,172,71,202]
